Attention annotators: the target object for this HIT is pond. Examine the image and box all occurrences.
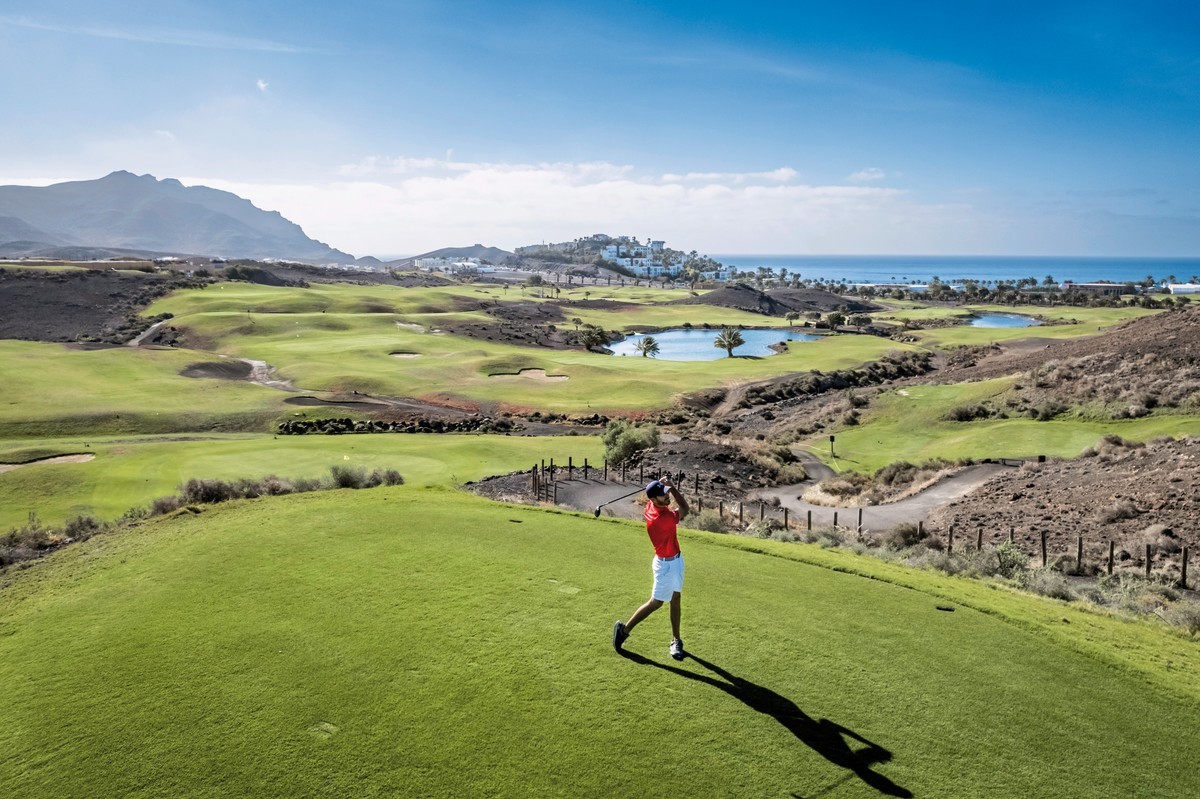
[969,313,1039,328]
[609,328,822,361]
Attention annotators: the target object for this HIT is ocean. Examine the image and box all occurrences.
[710,255,1200,285]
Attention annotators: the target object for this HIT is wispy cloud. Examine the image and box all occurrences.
[849,167,887,182]
[256,79,270,93]
[0,14,318,53]
[199,157,960,257]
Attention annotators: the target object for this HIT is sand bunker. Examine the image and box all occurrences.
[390,351,422,358]
[0,454,95,474]
[181,361,253,380]
[395,322,425,332]
[488,368,569,382]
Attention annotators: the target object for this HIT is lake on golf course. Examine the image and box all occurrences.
[610,328,822,361]
[969,313,1039,328]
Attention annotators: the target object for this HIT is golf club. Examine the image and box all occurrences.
[593,487,646,517]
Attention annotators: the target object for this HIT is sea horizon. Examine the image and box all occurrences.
[710,254,1200,285]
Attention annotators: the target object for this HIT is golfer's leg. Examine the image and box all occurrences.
[669,592,682,640]
[625,598,663,632]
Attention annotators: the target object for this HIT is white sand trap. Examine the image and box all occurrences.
[489,368,569,382]
[395,322,425,332]
[390,352,423,358]
[0,454,96,474]
[896,389,910,396]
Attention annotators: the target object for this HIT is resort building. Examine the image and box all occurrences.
[1166,283,1200,295]
[1059,282,1136,297]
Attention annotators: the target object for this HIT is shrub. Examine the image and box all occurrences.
[1096,499,1140,524]
[63,515,105,541]
[259,475,295,496]
[601,419,660,465]
[993,540,1029,579]
[745,518,784,539]
[181,478,240,505]
[687,510,729,534]
[1162,602,1200,636]
[150,496,184,516]
[292,476,324,493]
[1019,569,1074,600]
[879,522,924,549]
[329,465,370,489]
[375,468,405,486]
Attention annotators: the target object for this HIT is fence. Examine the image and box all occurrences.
[528,455,1193,591]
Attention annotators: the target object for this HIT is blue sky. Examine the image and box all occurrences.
[2,1,1198,257]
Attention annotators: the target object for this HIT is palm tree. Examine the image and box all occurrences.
[634,336,660,358]
[714,326,745,358]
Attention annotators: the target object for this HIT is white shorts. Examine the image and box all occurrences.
[651,554,684,601]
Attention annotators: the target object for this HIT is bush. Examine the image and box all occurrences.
[1019,569,1075,601]
[181,478,240,505]
[329,465,370,489]
[745,518,784,539]
[993,540,1029,579]
[1162,602,1200,636]
[63,515,105,541]
[879,522,924,549]
[150,496,184,516]
[375,468,405,486]
[687,510,729,534]
[601,419,660,465]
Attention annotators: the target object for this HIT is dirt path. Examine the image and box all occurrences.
[550,462,1014,531]
[753,463,1012,531]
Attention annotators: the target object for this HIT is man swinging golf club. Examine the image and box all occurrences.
[613,474,690,660]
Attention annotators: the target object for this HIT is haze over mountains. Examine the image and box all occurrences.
[0,171,358,264]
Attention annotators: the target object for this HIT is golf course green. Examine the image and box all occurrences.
[2,489,1197,798]
[3,273,1198,798]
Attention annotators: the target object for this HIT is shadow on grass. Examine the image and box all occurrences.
[620,650,911,798]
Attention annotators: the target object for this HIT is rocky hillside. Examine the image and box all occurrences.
[0,172,357,264]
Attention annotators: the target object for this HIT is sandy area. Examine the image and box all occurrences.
[489,369,569,382]
[0,454,96,474]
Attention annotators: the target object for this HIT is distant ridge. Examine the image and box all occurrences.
[0,171,358,264]
[391,244,514,266]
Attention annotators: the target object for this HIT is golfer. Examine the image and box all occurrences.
[613,475,690,660]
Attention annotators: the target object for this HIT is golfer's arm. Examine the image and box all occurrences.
[671,487,690,521]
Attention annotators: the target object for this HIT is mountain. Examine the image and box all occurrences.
[391,244,514,266]
[0,171,357,264]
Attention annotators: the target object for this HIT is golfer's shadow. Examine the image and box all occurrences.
[621,651,912,798]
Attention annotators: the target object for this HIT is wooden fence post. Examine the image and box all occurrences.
[783,508,789,529]
[807,510,812,530]
[604,460,608,481]
[834,511,839,528]
[738,503,744,526]
[948,525,954,555]
[549,458,555,481]
[1182,547,1190,590]
[553,482,558,503]
[1146,543,1153,579]
[1108,541,1115,575]
[568,457,573,480]
[1008,526,1014,544]
[583,459,589,480]
[1077,536,1083,574]
[977,528,984,552]
[1041,530,1047,568]
[639,463,644,482]
[857,508,863,534]
[719,501,724,520]
[694,473,700,493]
[917,520,923,538]
[697,497,702,513]
[759,503,765,521]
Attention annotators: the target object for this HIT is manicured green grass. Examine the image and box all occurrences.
[0,341,286,436]
[1,488,1196,798]
[0,433,602,529]
[143,283,918,413]
[800,381,1200,472]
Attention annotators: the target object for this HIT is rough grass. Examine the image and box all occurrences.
[0,433,603,529]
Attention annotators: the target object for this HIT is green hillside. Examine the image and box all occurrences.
[1,488,1197,798]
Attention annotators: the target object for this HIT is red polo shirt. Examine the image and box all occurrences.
[644,501,681,558]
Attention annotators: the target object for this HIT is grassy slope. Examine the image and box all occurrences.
[1,489,1197,798]
[144,283,916,413]
[801,381,1200,472]
[0,433,603,529]
[0,341,285,435]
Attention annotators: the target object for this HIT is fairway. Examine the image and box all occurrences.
[1,488,1197,798]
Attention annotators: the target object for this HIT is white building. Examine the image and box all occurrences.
[1167,283,1200,295]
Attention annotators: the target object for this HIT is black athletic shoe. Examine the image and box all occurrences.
[669,638,685,660]
[613,621,629,652]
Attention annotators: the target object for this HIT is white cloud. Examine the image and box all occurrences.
[256,79,269,93]
[849,167,887,182]
[0,14,315,53]
[192,158,994,257]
